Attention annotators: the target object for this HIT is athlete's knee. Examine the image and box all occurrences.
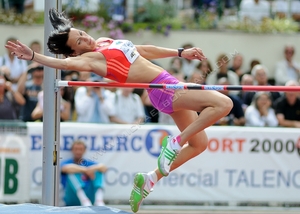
[218,95,233,115]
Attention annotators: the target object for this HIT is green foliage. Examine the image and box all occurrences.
[0,10,44,25]
[94,2,111,22]
[160,17,184,30]
[226,17,299,34]
[134,1,176,23]
[181,11,217,30]
[198,12,217,30]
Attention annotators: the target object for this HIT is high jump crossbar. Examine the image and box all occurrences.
[57,80,300,92]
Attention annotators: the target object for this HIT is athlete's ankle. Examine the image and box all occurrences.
[170,136,182,151]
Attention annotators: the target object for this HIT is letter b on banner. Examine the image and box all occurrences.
[0,124,29,203]
[1,159,19,194]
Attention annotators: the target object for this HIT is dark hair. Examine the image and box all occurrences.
[28,66,44,74]
[6,37,18,43]
[196,59,213,77]
[182,43,193,49]
[47,8,74,57]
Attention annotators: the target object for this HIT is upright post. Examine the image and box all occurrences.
[42,0,62,206]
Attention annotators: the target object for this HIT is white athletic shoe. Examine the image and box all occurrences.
[157,136,179,176]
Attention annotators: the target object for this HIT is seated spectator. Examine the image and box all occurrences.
[0,71,25,120]
[18,66,43,122]
[74,77,113,123]
[239,0,271,23]
[206,53,239,95]
[229,53,244,81]
[215,77,245,126]
[195,59,213,84]
[245,92,278,127]
[274,80,300,128]
[169,57,183,74]
[206,53,239,84]
[237,74,254,111]
[60,140,107,206]
[275,45,300,86]
[31,88,71,122]
[109,88,145,124]
[188,70,205,84]
[243,64,280,106]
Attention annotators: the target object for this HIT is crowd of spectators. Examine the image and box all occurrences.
[0,37,299,128]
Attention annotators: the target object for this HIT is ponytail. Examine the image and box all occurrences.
[47,8,74,57]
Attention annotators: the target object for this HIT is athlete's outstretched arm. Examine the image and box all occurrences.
[135,45,206,61]
[5,40,95,72]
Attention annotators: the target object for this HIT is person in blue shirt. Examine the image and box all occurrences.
[60,140,107,206]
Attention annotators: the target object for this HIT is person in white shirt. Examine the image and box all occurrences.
[239,0,271,22]
[74,77,113,123]
[0,37,27,91]
[275,45,300,85]
[109,88,145,124]
[245,92,278,127]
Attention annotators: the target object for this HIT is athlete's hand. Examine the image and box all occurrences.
[5,40,34,61]
[181,47,207,61]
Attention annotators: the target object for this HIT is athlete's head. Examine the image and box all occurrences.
[47,8,96,57]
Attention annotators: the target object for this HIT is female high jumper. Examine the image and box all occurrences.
[5,8,233,213]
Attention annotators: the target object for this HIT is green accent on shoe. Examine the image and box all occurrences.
[129,173,149,213]
[158,136,178,176]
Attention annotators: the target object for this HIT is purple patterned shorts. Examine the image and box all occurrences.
[147,71,180,114]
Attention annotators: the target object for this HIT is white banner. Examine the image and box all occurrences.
[26,123,300,203]
[0,132,29,202]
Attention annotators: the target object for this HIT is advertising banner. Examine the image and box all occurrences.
[0,127,29,202]
[26,123,300,203]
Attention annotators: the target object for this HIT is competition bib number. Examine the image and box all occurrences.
[108,40,140,64]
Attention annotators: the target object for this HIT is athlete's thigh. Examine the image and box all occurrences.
[170,109,208,146]
[172,89,226,112]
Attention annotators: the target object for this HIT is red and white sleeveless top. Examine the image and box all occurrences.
[94,39,139,82]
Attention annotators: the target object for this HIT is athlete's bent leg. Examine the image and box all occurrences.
[157,90,232,176]
[172,89,232,146]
